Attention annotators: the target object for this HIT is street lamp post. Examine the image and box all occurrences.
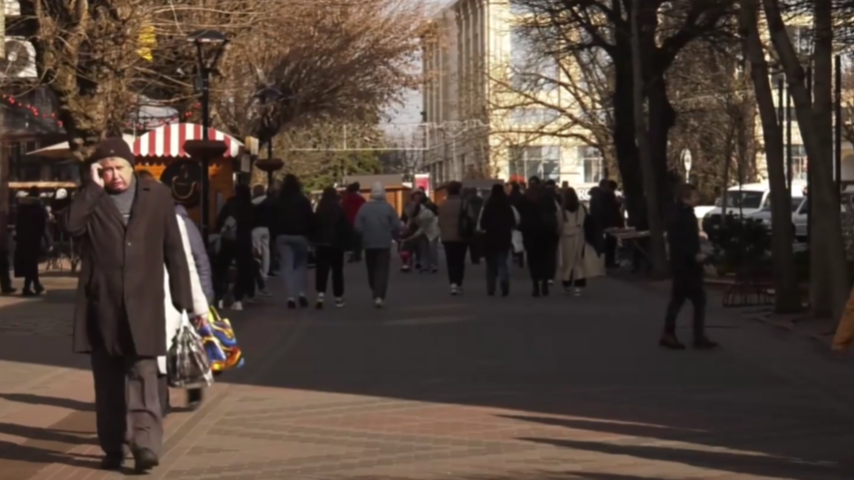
[186,30,228,239]
[254,87,284,188]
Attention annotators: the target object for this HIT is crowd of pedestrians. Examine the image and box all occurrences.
[3,135,719,474]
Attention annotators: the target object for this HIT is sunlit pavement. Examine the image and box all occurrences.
[2,263,854,480]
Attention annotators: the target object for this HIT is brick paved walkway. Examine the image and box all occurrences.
[3,264,854,479]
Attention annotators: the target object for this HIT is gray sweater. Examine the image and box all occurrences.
[355,189,400,250]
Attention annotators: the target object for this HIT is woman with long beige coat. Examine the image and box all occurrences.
[558,187,604,296]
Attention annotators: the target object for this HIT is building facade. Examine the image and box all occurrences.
[421,0,605,190]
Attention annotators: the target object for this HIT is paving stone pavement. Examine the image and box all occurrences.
[2,263,854,479]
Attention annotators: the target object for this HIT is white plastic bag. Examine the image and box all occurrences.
[167,311,214,389]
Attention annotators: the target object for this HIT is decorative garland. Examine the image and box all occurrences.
[0,95,200,131]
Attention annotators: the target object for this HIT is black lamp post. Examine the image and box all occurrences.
[254,87,284,187]
[187,29,228,239]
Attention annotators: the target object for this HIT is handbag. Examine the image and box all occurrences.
[197,307,245,373]
[167,311,214,388]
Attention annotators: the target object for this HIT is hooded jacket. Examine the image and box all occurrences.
[354,183,400,249]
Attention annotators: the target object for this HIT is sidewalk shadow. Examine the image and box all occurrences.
[0,421,97,446]
[0,393,93,412]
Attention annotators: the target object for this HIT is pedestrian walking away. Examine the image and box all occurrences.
[517,183,560,297]
[462,187,484,265]
[13,187,51,296]
[355,182,400,308]
[274,174,314,309]
[438,181,470,295]
[401,194,440,274]
[63,137,193,473]
[342,182,366,262]
[558,187,604,296]
[312,186,352,308]
[478,183,517,297]
[660,183,717,350]
[251,184,275,295]
[213,184,257,311]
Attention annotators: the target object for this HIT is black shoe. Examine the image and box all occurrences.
[541,281,550,297]
[100,454,124,470]
[0,287,15,295]
[500,281,510,297]
[298,295,309,308]
[693,337,719,349]
[34,284,45,295]
[21,289,36,297]
[132,448,159,472]
[659,333,686,350]
[532,284,541,297]
[486,283,496,296]
[287,299,297,309]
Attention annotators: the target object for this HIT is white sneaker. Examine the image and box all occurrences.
[374,298,384,308]
[217,299,225,309]
[573,288,582,297]
[450,284,459,295]
[547,279,554,286]
[335,298,345,308]
[315,293,325,309]
[231,301,243,311]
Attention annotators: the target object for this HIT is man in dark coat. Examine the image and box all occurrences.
[63,138,193,473]
[660,184,717,350]
[14,187,50,295]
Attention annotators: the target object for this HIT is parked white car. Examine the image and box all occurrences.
[747,189,853,241]
[701,182,807,232]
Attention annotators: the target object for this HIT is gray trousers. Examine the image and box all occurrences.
[365,248,391,299]
[91,349,163,457]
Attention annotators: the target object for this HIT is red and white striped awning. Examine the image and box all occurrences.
[132,123,244,158]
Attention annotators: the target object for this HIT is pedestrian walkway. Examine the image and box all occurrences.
[2,263,854,479]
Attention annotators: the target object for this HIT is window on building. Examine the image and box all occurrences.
[786,26,813,57]
[508,145,560,181]
[510,107,559,125]
[791,144,807,181]
[580,146,604,184]
[510,27,558,92]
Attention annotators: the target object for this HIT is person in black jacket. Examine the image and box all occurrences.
[274,174,314,309]
[311,187,351,309]
[518,184,559,297]
[213,183,256,310]
[479,184,516,296]
[660,184,717,350]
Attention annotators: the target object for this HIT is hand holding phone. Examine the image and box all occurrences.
[90,163,104,188]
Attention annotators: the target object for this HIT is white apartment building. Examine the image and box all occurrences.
[421,0,606,190]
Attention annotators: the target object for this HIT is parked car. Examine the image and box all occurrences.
[747,189,853,241]
[702,182,807,234]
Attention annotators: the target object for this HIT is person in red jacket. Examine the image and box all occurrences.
[341,182,366,262]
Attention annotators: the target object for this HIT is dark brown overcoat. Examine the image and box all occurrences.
[64,177,193,356]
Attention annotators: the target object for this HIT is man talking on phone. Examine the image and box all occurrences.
[63,137,192,472]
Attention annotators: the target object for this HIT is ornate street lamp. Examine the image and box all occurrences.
[255,86,284,187]
[186,30,228,239]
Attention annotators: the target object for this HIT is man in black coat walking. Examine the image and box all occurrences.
[660,184,717,350]
[64,138,193,472]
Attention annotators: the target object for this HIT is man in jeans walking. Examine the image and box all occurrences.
[354,183,400,308]
[660,184,717,350]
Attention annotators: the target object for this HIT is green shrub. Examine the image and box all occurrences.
[705,213,771,271]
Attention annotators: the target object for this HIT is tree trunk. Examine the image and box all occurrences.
[631,0,668,278]
[740,0,801,313]
[761,0,849,319]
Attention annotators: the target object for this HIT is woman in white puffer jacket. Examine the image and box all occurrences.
[159,209,210,415]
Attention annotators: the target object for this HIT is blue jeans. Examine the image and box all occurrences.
[485,249,510,291]
[276,235,309,298]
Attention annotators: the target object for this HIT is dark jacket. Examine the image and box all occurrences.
[216,195,256,246]
[667,201,702,279]
[176,204,214,303]
[518,195,559,245]
[274,193,314,237]
[64,178,193,357]
[312,202,352,250]
[13,199,50,278]
[254,195,277,232]
[478,199,516,251]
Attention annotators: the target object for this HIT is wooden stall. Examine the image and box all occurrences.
[433,178,503,205]
[132,123,244,228]
[343,174,411,216]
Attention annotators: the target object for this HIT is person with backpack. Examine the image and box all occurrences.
[438,181,470,295]
[517,183,560,297]
[213,183,257,311]
[311,187,352,309]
